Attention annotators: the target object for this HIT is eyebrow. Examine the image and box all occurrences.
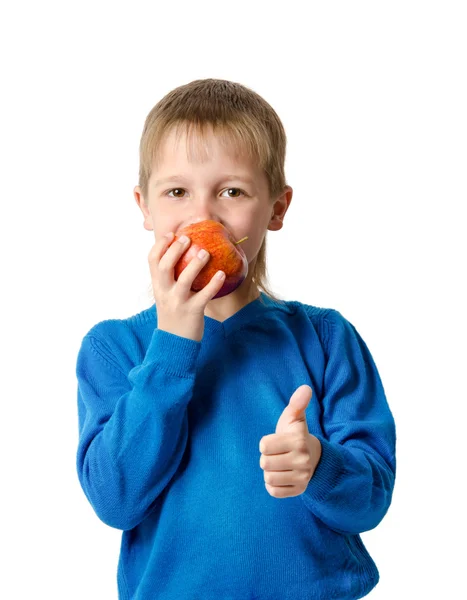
[154,175,255,187]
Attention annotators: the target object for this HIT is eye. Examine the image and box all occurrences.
[167,188,186,198]
[166,187,247,199]
[221,188,246,198]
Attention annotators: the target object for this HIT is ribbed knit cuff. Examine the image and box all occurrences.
[142,328,201,378]
[304,436,345,502]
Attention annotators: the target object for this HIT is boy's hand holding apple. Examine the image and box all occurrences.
[148,220,248,343]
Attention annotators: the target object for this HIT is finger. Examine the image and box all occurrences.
[260,434,296,455]
[176,248,212,290]
[192,266,226,307]
[157,234,191,287]
[260,453,294,471]
[148,231,177,264]
[264,471,295,486]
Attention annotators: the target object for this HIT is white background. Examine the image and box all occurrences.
[1,1,465,598]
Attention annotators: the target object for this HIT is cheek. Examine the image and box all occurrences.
[155,221,178,242]
[241,230,265,261]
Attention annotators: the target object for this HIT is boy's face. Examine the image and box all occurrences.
[134,125,292,283]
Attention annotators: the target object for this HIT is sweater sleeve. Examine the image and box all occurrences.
[75,327,201,531]
[300,309,396,535]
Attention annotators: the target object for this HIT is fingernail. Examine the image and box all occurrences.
[179,235,189,244]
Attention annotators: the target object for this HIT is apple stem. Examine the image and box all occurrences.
[234,236,248,246]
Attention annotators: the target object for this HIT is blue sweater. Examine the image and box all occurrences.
[75,292,396,600]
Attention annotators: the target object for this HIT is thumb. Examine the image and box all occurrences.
[275,384,313,435]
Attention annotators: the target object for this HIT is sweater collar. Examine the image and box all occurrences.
[203,291,277,338]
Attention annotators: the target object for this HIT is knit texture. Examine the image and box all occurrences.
[75,292,396,600]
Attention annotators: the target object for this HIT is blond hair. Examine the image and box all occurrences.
[137,78,288,305]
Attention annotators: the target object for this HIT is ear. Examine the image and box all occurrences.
[134,186,153,231]
[268,186,293,231]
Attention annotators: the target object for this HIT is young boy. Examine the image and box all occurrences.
[75,78,396,600]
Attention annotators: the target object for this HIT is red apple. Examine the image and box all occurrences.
[170,220,249,299]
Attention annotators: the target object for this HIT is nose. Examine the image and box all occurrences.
[190,215,221,225]
[188,196,222,225]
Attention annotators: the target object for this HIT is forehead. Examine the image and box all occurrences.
[155,124,255,170]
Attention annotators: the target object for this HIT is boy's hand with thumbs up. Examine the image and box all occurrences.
[259,385,322,498]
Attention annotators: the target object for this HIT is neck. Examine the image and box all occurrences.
[204,260,259,321]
